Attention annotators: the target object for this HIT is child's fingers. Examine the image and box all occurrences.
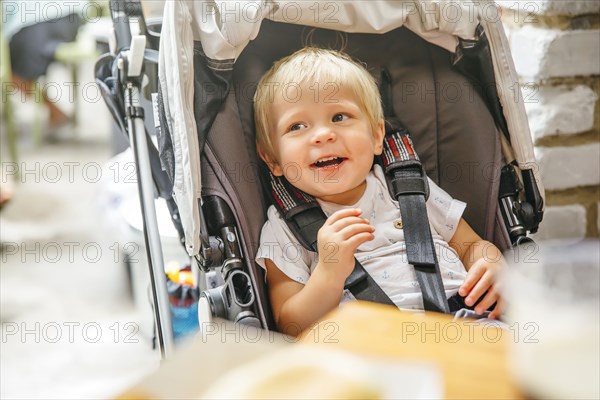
[474,287,499,315]
[330,216,371,231]
[338,223,375,241]
[464,271,493,307]
[345,231,375,250]
[458,261,485,297]
[325,208,363,225]
[488,298,504,319]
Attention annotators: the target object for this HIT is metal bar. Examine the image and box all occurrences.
[125,83,174,358]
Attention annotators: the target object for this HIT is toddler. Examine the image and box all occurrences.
[254,47,504,335]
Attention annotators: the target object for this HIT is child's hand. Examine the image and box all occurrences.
[458,256,505,319]
[317,208,375,281]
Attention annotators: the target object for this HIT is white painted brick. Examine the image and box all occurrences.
[509,25,600,80]
[524,85,598,140]
[535,143,600,190]
[498,1,600,17]
[532,204,586,241]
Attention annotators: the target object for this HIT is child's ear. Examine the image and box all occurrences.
[257,147,283,176]
[373,119,385,156]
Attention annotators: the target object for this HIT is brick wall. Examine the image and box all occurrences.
[498,0,600,240]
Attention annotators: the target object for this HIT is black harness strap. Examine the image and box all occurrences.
[380,129,450,313]
[266,170,395,306]
[344,260,395,305]
[378,68,450,313]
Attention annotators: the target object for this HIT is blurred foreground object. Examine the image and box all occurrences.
[503,240,600,399]
[120,302,521,399]
[201,345,440,399]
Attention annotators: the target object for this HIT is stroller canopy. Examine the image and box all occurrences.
[189,0,480,61]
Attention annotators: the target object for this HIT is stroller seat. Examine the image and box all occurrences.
[98,0,545,355]
[202,20,505,331]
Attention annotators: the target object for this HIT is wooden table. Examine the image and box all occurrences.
[302,302,524,399]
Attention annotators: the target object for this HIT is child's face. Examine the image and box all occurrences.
[260,83,384,205]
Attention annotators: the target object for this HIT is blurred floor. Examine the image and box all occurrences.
[1,60,160,398]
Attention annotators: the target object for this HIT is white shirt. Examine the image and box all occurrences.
[255,164,467,311]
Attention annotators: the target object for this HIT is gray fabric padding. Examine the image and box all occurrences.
[494,207,512,252]
[202,92,273,329]
[233,20,500,242]
[389,29,499,241]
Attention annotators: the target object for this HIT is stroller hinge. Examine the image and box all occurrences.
[197,196,261,328]
[499,164,541,246]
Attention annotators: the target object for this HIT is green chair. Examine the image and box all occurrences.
[1,27,98,154]
[0,29,19,169]
[53,31,99,129]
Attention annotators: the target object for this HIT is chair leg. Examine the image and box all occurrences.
[3,93,20,176]
[33,81,45,146]
[71,63,78,130]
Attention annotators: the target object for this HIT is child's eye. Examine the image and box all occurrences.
[288,123,307,132]
[332,113,349,122]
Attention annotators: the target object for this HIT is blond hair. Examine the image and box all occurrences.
[254,47,383,161]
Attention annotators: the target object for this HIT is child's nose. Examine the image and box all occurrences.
[312,126,336,144]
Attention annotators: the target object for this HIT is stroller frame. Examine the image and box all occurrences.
[97,0,177,356]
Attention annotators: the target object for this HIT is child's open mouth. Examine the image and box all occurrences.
[310,157,347,169]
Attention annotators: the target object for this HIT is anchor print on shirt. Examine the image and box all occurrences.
[434,195,448,207]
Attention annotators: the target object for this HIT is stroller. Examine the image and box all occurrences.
[96,0,544,358]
